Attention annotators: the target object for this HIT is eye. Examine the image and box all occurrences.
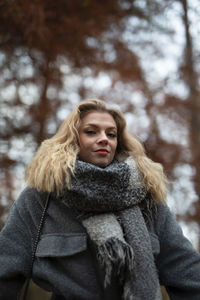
[85,130,96,135]
[107,133,117,138]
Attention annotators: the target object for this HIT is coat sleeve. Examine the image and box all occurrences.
[155,204,200,299]
[0,188,39,300]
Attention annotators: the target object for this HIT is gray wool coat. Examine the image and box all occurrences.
[0,187,200,300]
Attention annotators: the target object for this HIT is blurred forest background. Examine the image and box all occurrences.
[0,0,200,298]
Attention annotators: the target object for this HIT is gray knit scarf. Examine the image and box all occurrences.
[61,157,161,300]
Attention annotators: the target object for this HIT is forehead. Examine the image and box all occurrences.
[80,111,117,128]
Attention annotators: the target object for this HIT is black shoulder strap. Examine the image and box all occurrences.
[30,192,51,273]
[20,192,51,300]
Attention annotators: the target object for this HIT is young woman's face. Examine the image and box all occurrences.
[78,111,118,167]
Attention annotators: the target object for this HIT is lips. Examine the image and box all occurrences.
[95,149,109,154]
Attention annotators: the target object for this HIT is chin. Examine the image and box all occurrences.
[92,159,111,168]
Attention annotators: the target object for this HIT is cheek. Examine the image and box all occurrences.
[111,141,118,153]
[79,136,91,152]
[78,134,86,147]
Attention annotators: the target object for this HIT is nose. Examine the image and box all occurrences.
[97,132,108,145]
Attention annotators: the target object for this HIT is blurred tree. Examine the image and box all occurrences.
[0,0,170,217]
[0,0,199,241]
[179,0,200,230]
[143,0,200,248]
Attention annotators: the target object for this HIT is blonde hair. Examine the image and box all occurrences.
[25,99,167,203]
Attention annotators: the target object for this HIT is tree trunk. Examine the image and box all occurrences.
[180,0,200,247]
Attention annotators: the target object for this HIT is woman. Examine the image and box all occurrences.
[0,99,200,300]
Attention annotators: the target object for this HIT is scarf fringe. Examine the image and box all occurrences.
[97,237,135,287]
[123,281,134,300]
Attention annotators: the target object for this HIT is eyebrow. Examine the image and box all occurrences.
[84,123,117,130]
